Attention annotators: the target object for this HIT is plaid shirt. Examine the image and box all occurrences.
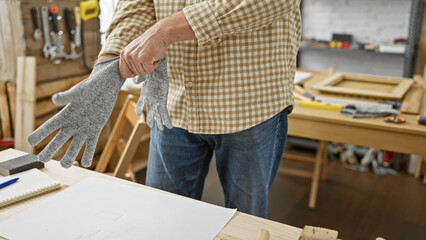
[101,0,301,134]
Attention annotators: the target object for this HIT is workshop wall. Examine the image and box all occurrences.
[302,0,411,43]
[21,0,100,83]
[299,0,412,77]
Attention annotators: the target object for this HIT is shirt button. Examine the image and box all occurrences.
[187,82,194,88]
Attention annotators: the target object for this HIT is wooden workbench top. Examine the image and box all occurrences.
[291,73,426,136]
[0,149,303,240]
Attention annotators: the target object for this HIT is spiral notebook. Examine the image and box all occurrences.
[0,168,61,208]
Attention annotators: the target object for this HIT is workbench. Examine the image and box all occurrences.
[0,148,303,240]
[285,72,426,208]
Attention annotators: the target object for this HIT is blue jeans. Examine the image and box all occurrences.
[146,109,288,218]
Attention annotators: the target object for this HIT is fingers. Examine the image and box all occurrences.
[81,137,98,168]
[28,116,62,146]
[135,96,145,116]
[154,114,164,130]
[146,108,154,128]
[119,52,137,78]
[52,84,84,106]
[120,50,158,78]
[38,128,73,162]
[161,111,173,129]
[60,135,85,168]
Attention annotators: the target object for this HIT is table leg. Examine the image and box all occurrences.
[415,156,423,179]
[321,141,329,180]
[308,140,326,209]
[422,157,426,185]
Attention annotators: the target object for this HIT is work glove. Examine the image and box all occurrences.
[340,104,399,118]
[135,57,173,130]
[27,57,125,168]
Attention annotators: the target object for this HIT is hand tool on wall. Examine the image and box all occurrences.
[73,6,82,47]
[79,0,99,21]
[64,8,82,59]
[49,6,67,59]
[30,8,42,41]
[41,6,55,58]
[79,0,99,70]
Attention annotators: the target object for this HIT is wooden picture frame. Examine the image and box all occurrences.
[313,73,413,100]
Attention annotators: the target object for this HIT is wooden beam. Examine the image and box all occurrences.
[0,82,12,138]
[6,83,16,135]
[15,57,36,153]
[0,0,25,83]
[36,74,88,100]
[400,85,423,114]
[35,99,62,118]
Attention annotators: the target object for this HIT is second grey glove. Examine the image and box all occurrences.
[135,57,173,130]
[27,57,125,168]
[340,104,399,118]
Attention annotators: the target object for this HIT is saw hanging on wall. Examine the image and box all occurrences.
[78,0,99,70]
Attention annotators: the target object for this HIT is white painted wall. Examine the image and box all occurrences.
[299,0,412,77]
[99,0,120,45]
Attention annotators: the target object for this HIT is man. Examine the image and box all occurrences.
[32,0,301,218]
[102,0,301,218]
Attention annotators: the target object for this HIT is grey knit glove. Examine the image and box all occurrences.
[27,57,125,168]
[135,57,173,130]
[340,104,399,118]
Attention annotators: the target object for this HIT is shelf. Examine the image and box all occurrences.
[299,46,405,57]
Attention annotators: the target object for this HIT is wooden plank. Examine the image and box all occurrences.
[413,74,426,92]
[35,99,62,117]
[314,73,413,100]
[309,140,326,209]
[315,73,343,87]
[0,82,12,138]
[15,57,36,153]
[113,121,146,179]
[95,100,130,173]
[0,0,26,83]
[35,112,57,129]
[36,75,88,100]
[125,101,142,127]
[392,78,415,98]
[344,73,412,84]
[6,83,16,134]
[400,86,423,114]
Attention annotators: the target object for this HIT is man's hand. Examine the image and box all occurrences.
[119,11,196,79]
[119,26,170,78]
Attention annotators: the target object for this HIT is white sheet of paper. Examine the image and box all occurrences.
[0,177,236,240]
[294,71,312,84]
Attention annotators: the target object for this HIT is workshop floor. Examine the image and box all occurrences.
[136,148,426,240]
